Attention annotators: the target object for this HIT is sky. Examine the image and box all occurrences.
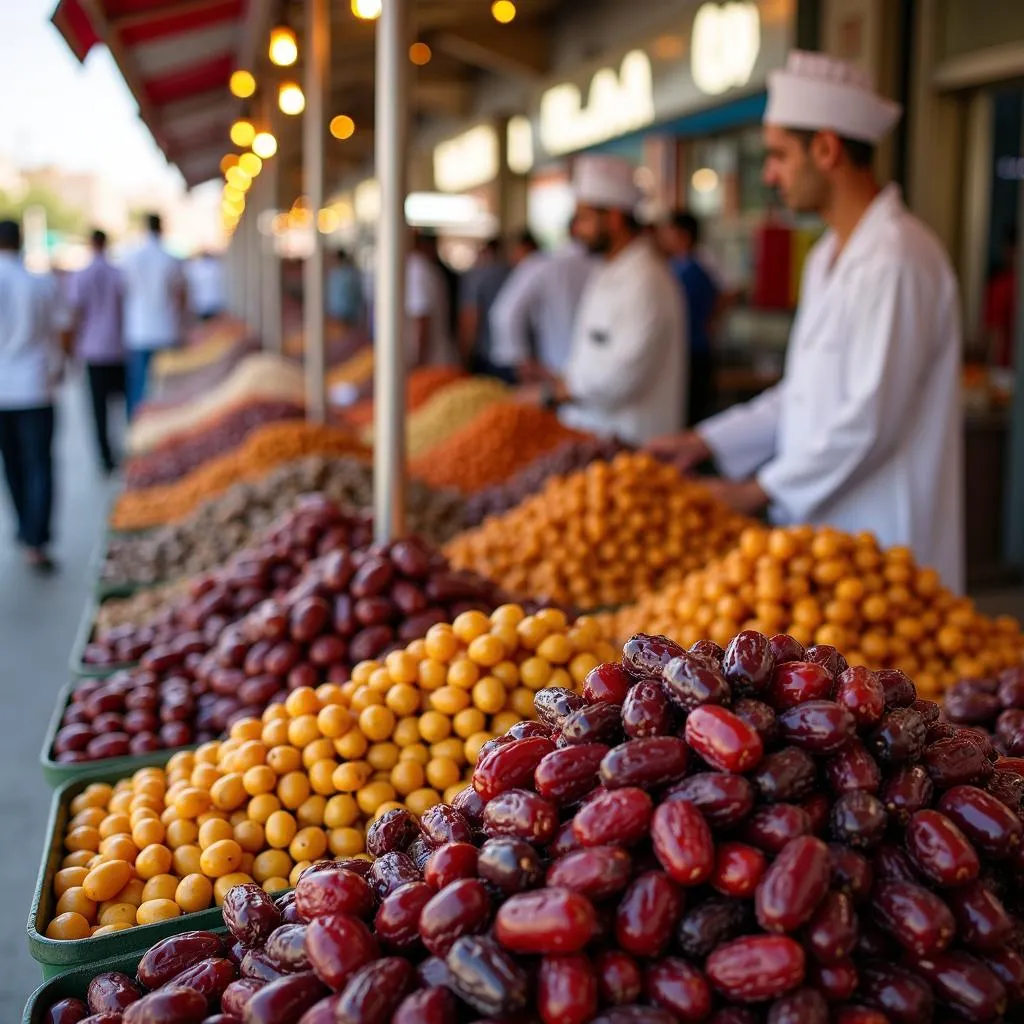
[0,0,184,194]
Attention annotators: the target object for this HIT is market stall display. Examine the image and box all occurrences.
[41,604,613,943]
[127,354,306,456]
[123,399,305,490]
[110,424,369,531]
[607,526,1024,697]
[94,582,193,636]
[362,376,511,459]
[445,452,754,610]
[942,667,1024,756]
[101,456,467,588]
[464,436,632,525]
[326,347,374,391]
[33,628,1024,1022]
[341,365,467,428]
[410,402,590,495]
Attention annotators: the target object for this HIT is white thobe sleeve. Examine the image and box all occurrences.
[757,263,937,521]
[566,277,676,411]
[698,383,784,480]
[488,258,542,367]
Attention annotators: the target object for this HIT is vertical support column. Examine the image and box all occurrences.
[1003,113,1024,568]
[261,150,283,354]
[304,0,329,423]
[244,209,260,332]
[373,0,410,543]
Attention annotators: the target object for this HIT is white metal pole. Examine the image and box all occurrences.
[373,0,410,543]
[304,0,329,423]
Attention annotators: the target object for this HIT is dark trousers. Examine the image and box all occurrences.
[86,362,125,470]
[0,405,55,550]
[688,351,716,427]
[125,349,154,421]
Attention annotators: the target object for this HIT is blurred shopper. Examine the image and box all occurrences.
[509,229,540,268]
[659,211,721,425]
[121,213,186,419]
[0,219,63,573]
[651,51,965,591]
[490,216,596,381]
[417,229,460,340]
[983,227,1018,368]
[406,230,455,367]
[67,229,125,473]
[185,250,226,321]
[525,155,686,444]
[458,238,510,374]
[327,248,365,328]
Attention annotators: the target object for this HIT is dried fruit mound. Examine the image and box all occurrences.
[410,402,591,495]
[46,605,613,944]
[45,629,1024,1022]
[942,668,1024,757]
[342,365,467,428]
[444,452,755,611]
[326,346,375,390]
[123,398,305,490]
[363,376,512,459]
[110,422,369,531]
[607,526,1024,698]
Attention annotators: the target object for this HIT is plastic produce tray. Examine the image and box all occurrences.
[39,679,196,789]
[28,767,222,979]
[68,595,138,678]
[21,930,228,1023]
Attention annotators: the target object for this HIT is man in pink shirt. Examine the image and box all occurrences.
[67,230,125,472]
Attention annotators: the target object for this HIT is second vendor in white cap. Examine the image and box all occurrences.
[528,154,686,445]
[651,51,965,592]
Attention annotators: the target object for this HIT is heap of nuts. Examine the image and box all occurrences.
[101,456,467,588]
[942,667,1024,758]
[445,452,754,610]
[342,365,466,428]
[44,630,1024,1021]
[463,436,633,526]
[56,530,508,767]
[124,399,305,490]
[45,606,613,942]
[409,402,591,495]
[608,525,1024,697]
[83,498,373,669]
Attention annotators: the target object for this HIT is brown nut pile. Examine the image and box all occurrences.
[463,436,633,526]
[95,580,194,637]
[444,452,754,611]
[101,455,468,588]
[607,525,1024,698]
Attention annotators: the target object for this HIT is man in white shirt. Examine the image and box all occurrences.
[185,251,226,321]
[406,230,455,367]
[121,213,186,418]
[527,156,687,445]
[0,220,63,572]
[651,51,965,590]
[489,215,596,380]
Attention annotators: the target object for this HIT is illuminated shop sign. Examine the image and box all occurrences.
[433,125,499,193]
[691,1,762,96]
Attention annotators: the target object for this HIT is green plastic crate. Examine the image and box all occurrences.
[28,768,223,979]
[38,679,196,788]
[68,596,138,678]
[21,929,228,1023]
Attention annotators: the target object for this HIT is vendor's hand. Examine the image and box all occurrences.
[702,478,769,516]
[647,430,712,474]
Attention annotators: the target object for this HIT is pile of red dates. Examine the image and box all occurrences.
[45,631,1024,1022]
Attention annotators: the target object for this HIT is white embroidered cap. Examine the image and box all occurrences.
[572,154,642,212]
[765,50,902,143]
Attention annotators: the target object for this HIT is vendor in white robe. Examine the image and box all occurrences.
[651,51,965,592]
[530,155,687,445]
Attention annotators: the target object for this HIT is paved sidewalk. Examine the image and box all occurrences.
[0,380,117,1016]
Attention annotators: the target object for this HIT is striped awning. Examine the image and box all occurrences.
[51,0,256,187]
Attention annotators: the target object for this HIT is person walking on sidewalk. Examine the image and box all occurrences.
[67,229,125,473]
[121,213,186,418]
[0,219,64,573]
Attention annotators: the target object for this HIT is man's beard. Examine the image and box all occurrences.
[586,232,611,255]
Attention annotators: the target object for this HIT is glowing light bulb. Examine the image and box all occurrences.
[238,152,263,177]
[492,1,517,24]
[229,70,256,98]
[229,119,256,147]
[352,0,382,20]
[409,42,432,66]
[278,82,305,116]
[226,166,252,191]
[252,132,278,159]
[220,154,239,174]
[269,26,298,66]
[330,115,356,140]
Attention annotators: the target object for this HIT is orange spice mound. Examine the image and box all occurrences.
[111,421,369,530]
[342,366,467,428]
[410,401,588,494]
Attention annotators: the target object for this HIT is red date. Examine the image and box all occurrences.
[755,835,830,933]
[596,950,643,1006]
[445,935,529,1017]
[665,772,755,827]
[391,986,459,1024]
[473,736,556,801]
[599,736,688,790]
[419,878,492,956]
[538,954,599,1024]
[222,884,282,948]
[706,935,806,1003]
[482,788,559,845]
[137,931,225,990]
[243,972,328,1024]
[494,886,597,954]
[645,958,713,1021]
[334,957,414,1024]
[547,846,633,900]
[166,958,237,1009]
[906,809,980,887]
[87,972,143,1014]
[121,987,208,1024]
[651,799,715,886]
[871,880,955,956]
[615,871,683,958]
[304,913,379,990]
[937,785,1023,859]
[573,787,652,847]
[294,867,374,921]
[424,842,478,889]
[535,744,608,803]
[686,705,764,773]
